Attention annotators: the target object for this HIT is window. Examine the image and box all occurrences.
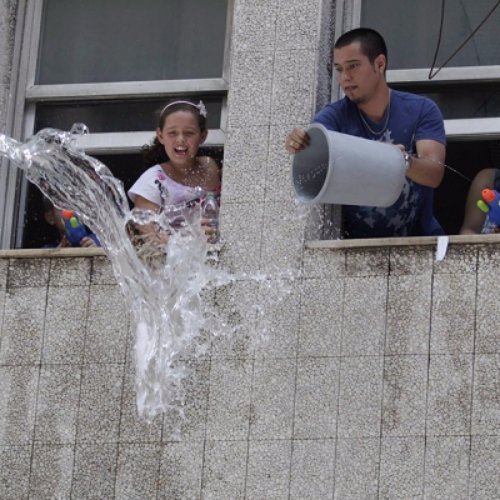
[1,0,231,248]
[330,0,500,237]
[363,0,500,235]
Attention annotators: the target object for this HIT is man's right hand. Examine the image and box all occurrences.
[285,128,310,154]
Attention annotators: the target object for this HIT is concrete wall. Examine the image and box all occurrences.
[0,243,498,498]
[0,0,17,130]
[0,0,498,498]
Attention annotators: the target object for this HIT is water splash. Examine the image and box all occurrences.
[0,126,237,422]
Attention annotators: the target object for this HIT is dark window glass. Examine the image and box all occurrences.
[34,96,224,133]
[37,0,229,84]
[362,0,500,69]
[391,82,500,120]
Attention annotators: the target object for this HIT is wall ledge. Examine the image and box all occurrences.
[306,233,500,250]
[0,243,222,259]
[0,247,106,259]
[1,236,498,258]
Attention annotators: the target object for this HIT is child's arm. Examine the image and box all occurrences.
[133,194,161,212]
[459,168,495,235]
[56,236,71,248]
[80,236,99,248]
[131,195,169,246]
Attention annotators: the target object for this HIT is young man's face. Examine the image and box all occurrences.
[333,41,386,105]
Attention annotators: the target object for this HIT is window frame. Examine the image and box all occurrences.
[334,0,500,141]
[387,68,500,140]
[1,0,233,248]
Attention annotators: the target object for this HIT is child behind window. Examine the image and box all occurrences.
[42,197,100,248]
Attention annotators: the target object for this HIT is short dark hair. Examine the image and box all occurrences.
[334,27,388,66]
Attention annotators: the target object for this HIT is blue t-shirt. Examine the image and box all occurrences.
[313,90,446,238]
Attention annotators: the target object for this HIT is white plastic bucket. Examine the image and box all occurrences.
[291,123,407,207]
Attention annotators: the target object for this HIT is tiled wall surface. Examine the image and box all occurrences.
[0,247,498,499]
[0,0,499,498]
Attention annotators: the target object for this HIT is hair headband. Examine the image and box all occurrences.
[160,100,207,117]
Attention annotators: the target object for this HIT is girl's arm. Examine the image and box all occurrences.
[130,195,169,246]
[459,168,495,235]
[133,194,161,212]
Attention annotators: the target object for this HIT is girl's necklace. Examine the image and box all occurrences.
[358,92,391,137]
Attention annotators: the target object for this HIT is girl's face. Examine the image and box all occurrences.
[156,110,207,166]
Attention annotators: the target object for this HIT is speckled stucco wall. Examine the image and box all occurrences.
[0,243,498,498]
[0,0,498,498]
[0,0,17,130]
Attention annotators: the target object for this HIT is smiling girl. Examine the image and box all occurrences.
[128,100,221,244]
[129,100,220,209]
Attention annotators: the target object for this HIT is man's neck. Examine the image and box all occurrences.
[357,85,391,122]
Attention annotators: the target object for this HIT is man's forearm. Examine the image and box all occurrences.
[406,154,445,188]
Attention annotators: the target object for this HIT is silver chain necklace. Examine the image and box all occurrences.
[358,93,391,137]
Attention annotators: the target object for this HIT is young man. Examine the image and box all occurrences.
[286,28,446,238]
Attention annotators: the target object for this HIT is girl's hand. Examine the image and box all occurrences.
[201,218,219,242]
[57,236,71,248]
[80,236,98,248]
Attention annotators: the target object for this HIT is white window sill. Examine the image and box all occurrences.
[306,233,500,250]
[0,247,106,259]
[0,242,224,259]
